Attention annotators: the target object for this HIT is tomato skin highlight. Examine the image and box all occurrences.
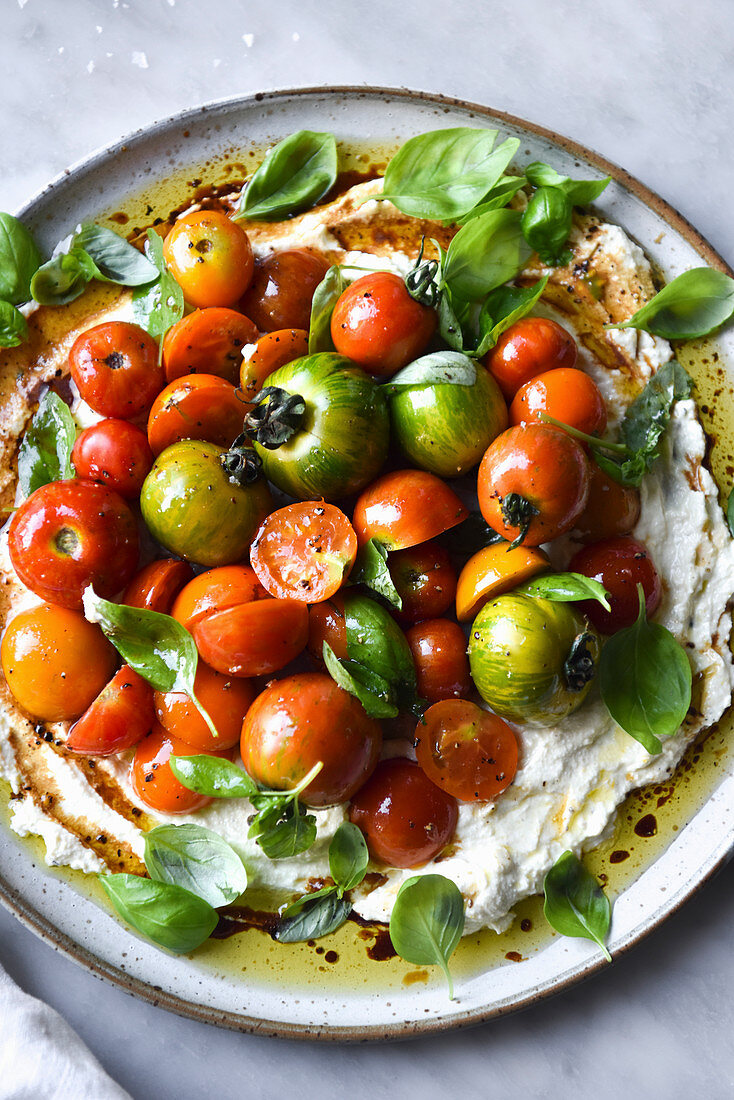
[389,541,457,625]
[307,595,348,665]
[155,661,255,753]
[405,619,472,703]
[122,559,195,614]
[67,666,154,756]
[171,565,266,632]
[8,479,140,609]
[569,535,662,634]
[486,316,577,400]
[240,673,382,808]
[239,249,329,332]
[353,469,469,551]
[147,374,246,456]
[131,724,231,814]
[72,419,154,499]
[69,321,164,419]
[349,758,458,868]
[240,329,309,399]
[250,501,358,603]
[193,598,309,678]
[163,211,254,308]
[571,460,641,543]
[510,367,607,436]
[414,700,518,802]
[162,307,258,385]
[455,542,551,622]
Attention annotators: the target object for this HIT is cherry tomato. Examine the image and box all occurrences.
[414,700,518,802]
[155,661,254,753]
[388,540,457,625]
[568,535,662,633]
[353,470,469,551]
[307,594,348,664]
[330,272,436,378]
[510,367,607,436]
[239,249,329,332]
[455,542,551,621]
[131,724,231,814]
[571,460,641,543]
[163,212,254,308]
[122,559,195,614]
[162,307,258,384]
[240,673,382,808]
[8,479,139,609]
[477,424,590,546]
[487,317,577,400]
[171,564,267,630]
[405,619,472,703]
[193,598,309,678]
[240,329,309,399]
[147,375,246,456]
[250,502,358,603]
[69,321,164,419]
[1,603,117,722]
[71,419,154,499]
[67,666,154,756]
[348,758,458,868]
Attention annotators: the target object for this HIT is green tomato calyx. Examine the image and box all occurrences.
[220,435,264,487]
[405,237,440,308]
[242,386,306,450]
[500,492,539,549]
[563,631,598,692]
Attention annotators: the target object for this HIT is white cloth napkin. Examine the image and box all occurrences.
[0,962,131,1100]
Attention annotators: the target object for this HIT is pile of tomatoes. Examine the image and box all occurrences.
[0,206,663,873]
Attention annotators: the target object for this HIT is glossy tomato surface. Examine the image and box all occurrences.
[405,619,472,703]
[569,535,662,633]
[571,460,641,543]
[353,469,468,550]
[239,249,329,331]
[510,367,607,436]
[414,699,518,801]
[240,329,308,399]
[171,564,266,631]
[147,374,246,455]
[307,594,348,664]
[131,724,229,814]
[155,661,255,752]
[162,307,258,384]
[486,316,577,400]
[69,321,164,419]
[192,597,309,677]
[67,666,154,756]
[72,419,154,498]
[163,211,254,308]
[122,558,195,614]
[330,271,435,377]
[389,541,457,625]
[455,541,551,621]
[250,501,358,602]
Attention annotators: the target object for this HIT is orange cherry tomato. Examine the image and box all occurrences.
[69,321,164,419]
[122,558,195,614]
[171,565,267,632]
[349,758,458,868]
[71,419,154,499]
[161,307,258,384]
[487,316,577,400]
[240,329,309,400]
[571,460,641,543]
[510,367,607,436]
[154,661,254,752]
[330,272,436,378]
[1,604,117,722]
[414,700,519,802]
[163,212,254,308]
[388,540,457,625]
[405,619,471,703]
[67,666,154,756]
[353,470,469,551]
[250,502,358,603]
[240,672,382,808]
[455,542,551,621]
[239,249,329,331]
[307,594,348,665]
[569,535,662,634]
[192,598,309,678]
[147,374,246,456]
[477,424,590,546]
[131,724,231,814]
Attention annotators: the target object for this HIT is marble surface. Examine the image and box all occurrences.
[2,0,734,1097]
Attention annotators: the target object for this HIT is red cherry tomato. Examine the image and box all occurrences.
[163,212,254,308]
[71,419,154,499]
[69,321,164,419]
[486,316,577,400]
[239,249,329,331]
[240,329,309,399]
[330,271,436,378]
[307,594,347,665]
[240,673,382,808]
[67,666,154,756]
[250,502,358,603]
[131,724,230,814]
[568,535,662,633]
[477,424,590,545]
[353,470,468,551]
[571,460,641,543]
[171,565,267,631]
[8,479,139,609]
[155,661,254,753]
[147,374,246,456]
[405,619,472,703]
[193,598,309,678]
[414,700,518,802]
[389,540,457,624]
[122,559,195,614]
[348,758,458,868]
[162,307,258,384]
[510,367,607,436]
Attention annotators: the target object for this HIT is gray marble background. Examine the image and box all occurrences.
[2,1,734,1097]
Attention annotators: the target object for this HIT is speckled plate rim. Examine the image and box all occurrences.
[1,85,733,1042]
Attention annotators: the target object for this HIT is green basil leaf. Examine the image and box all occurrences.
[436,284,466,350]
[438,511,505,558]
[144,823,247,907]
[543,850,611,960]
[727,488,734,538]
[381,129,519,221]
[236,130,337,221]
[0,213,41,304]
[344,591,419,713]
[600,587,692,754]
[388,874,465,999]
[385,351,477,393]
[254,801,317,861]
[525,162,611,205]
[456,176,527,223]
[442,209,531,302]
[350,538,402,609]
[612,267,734,340]
[521,572,611,610]
[308,264,346,353]
[0,299,29,348]
[132,230,184,338]
[17,390,76,496]
[280,885,336,918]
[169,754,258,798]
[521,186,573,265]
[30,247,96,306]
[474,276,549,356]
[329,821,369,896]
[621,359,693,453]
[74,223,158,286]
[322,642,398,719]
[276,889,351,943]
[99,873,217,954]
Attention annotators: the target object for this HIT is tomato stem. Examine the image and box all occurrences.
[405,236,440,308]
[220,436,263,487]
[538,412,629,455]
[242,386,306,449]
[563,631,598,692]
[500,492,538,550]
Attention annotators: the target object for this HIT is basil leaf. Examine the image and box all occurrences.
[30,247,96,306]
[622,359,692,453]
[600,586,692,754]
[388,874,465,999]
[169,754,259,799]
[144,823,247,908]
[99,873,217,954]
[0,299,28,348]
[308,264,346,353]
[442,209,531,302]
[727,488,734,538]
[236,130,337,221]
[17,390,76,497]
[381,129,519,221]
[350,538,402,610]
[280,885,336,918]
[525,162,610,205]
[132,230,184,338]
[521,186,573,265]
[74,223,157,286]
[612,267,734,340]
[253,801,317,860]
[329,821,368,896]
[276,889,351,943]
[456,176,527,223]
[436,284,466,350]
[543,850,611,961]
[0,213,41,304]
[474,276,549,356]
[385,351,476,393]
[322,642,398,719]
[344,592,421,715]
[521,572,611,610]
[438,511,505,558]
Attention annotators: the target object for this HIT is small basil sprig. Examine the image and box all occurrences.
[600,585,692,755]
[74,223,158,285]
[388,874,465,999]
[235,130,337,222]
[0,212,42,305]
[31,247,97,306]
[323,642,397,719]
[521,572,611,610]
[143,823,247,908]
[349,538,402,610]
[383,350,476,393]
[0,300,29,348]
[610,267,734,340]
[132,229,184,338]
[442,208,532,302]
[308,264,347,353]
[456,175,527,224]
[521,163,610,266]
[543,851,612,961]
[525,162,611,206]
[17,390,76,497]
[99,874,218,955]
[472,276,549,356]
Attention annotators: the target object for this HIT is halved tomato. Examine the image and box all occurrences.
[250,501,358,602]
[162,307,258,384]
[455,542,551,621]
[240,328,308,399]
[352,470,468,550]
[147,375,247,456]
[192,598,309,678]
[414,700,519,802]
[67,666,154,756]
[122,559,195,614]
